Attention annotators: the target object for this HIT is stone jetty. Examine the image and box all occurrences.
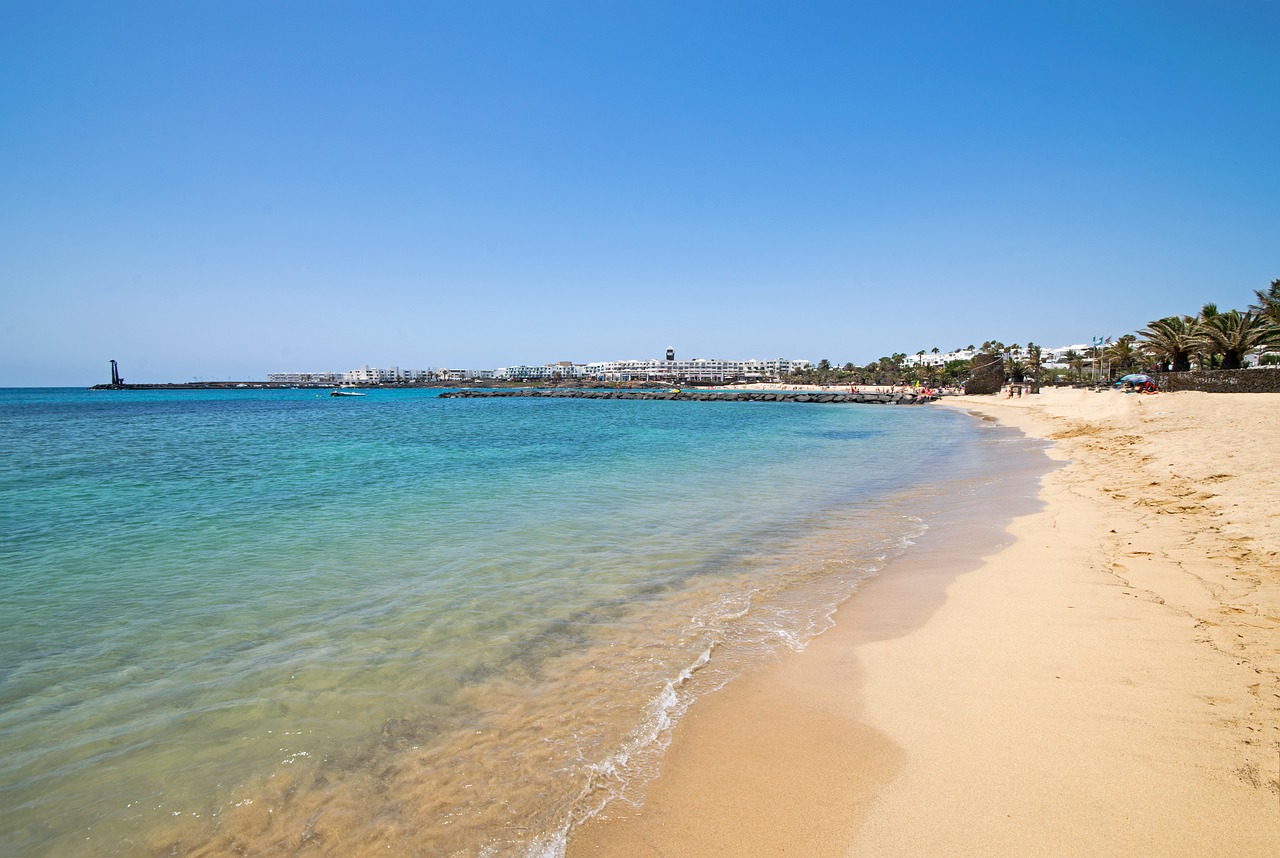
[439,389,936,405]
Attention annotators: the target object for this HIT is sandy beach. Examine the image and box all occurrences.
[567,387,1280,856]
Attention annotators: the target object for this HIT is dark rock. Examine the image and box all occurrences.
[966,353,1004,395]
[1158,367,1280,393]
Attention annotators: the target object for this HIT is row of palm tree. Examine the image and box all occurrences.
[1139,281,1280,372]
[789,280,1280,388]
[999,281,1280,384]
[786,352,974,387]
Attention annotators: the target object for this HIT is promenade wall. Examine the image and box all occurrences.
[1157,367,1280,393]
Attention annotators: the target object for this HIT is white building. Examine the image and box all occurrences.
[266,371,343,384]
[1039,345,1092,368]
[437,368,497,381]
[494,362,584,380]
[494,357,813,383]
[342,365,436,384]
[577,357,810,382]
[274,353,814,385]
[902,349,975,368]
[269,365,435,384]
[1245,350,1280,368]
[902,344,1099,371]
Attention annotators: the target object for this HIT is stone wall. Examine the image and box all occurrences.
[1157,367,1280,393]
[965,353,1004,395]
[440,389,936,404]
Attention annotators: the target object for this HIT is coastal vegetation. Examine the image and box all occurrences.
[1137,285,1280,373]
[790,279,1280,388]
[784,352,976,388]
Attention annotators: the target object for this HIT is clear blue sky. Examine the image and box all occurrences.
[2,1,1276,385]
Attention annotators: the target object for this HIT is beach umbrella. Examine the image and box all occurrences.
[1119,373,1151,383]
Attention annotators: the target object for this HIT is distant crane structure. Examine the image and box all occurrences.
[110,359,124,387]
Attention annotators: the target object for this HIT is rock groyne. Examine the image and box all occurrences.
[439,389,936,405]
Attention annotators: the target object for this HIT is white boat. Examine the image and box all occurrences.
[330,390,366,397]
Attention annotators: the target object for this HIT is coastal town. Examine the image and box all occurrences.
[262,333,1278,390]
[259,342,1148,387]
[256,284,1280,389]
[83,281,1279,393]
[9,2,1279,854]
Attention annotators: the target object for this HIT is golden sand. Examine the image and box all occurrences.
[567,388,1280,856]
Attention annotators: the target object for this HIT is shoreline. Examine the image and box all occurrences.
[566,388,1280,855]
[565,403,1051,855]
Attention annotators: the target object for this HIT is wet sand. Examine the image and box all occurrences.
[567,388,1280,856]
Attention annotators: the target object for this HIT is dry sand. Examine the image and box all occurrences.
[567,387,1280,857]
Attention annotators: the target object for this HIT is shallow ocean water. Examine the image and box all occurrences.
[0,387,1028,856]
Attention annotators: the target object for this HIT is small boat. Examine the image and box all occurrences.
[330,390,366,397]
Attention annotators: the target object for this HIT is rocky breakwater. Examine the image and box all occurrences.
[438,389,937,404]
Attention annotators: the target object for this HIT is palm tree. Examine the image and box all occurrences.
[1195,303,1222,369]
[875,356,896,384]
[1026,342,1042,392]
[1197,309,1280,370]
[1250,278,1280,326]
[1063,349,1084,381]
[1138,315,1197,372]
[1105,335,1139,378]
[1005,357,1028,383]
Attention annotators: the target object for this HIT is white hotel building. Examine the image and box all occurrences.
[269,355,811,385]
[901,349,976,368]
[497,357,811,382]
[265,370,345,384]
[901,345,1093,370]
[267,365,435,384]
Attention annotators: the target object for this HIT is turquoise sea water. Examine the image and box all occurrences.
[0,388,1030,856]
